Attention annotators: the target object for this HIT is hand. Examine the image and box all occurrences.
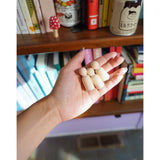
[49,50,127,121]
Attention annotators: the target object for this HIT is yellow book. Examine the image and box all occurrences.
[102,0,109,27]
[106,0,113,26]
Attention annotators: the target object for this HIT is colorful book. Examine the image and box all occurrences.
[17,70,37,103]
[84,49,93,65]
[118,47,133,103]
[17,80,32,109]
[53,52,61,71]
[36,54,53,94]
[17,55,44,100]
[17,101,23,111]
[98,0,104,28]
[102,0,109,27]
[26,0,41,33]
[38,0,56,32]
[18,0,35,34]
[87,0,99,30]
[125,94,143,101]
[106,0,113,26]
[26,55,52,96]
[32,0,46,33]
[46,53,59,88]
[17,0,29,34]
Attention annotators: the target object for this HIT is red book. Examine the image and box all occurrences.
[129,90,143,95]
[105,47,115,101]
[113,46,122,99]
[136,63,143,68]
[87,0,99,30]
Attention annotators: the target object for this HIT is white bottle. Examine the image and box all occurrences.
[55,0,81,27]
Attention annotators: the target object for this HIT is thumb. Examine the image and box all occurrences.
[67,49,85,71]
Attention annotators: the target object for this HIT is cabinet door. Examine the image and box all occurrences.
[47,113,141,137]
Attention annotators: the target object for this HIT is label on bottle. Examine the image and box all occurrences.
[55,0,81,27]
[110,0,143,36]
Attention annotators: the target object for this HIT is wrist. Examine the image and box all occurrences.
[46,94,63,124]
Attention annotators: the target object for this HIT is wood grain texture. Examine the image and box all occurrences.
[76,99,143,119]
[17,20,143,55]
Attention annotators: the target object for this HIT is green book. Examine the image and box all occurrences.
[26,0,41,33]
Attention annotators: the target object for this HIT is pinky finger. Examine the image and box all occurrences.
[98,67,127,97]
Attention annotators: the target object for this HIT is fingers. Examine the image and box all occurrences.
[88,67,127,101]
[86,52,117,68]
[98,67,127,97]
[102,56,124,72]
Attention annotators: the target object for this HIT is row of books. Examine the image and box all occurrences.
[117,45,143,103]
[17,50,79,111]
[17,46,143,111]
[17,0,144,34]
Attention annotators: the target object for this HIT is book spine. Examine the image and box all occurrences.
[84,49,93,65]
[102,0,109,27]
[17,101,23,111]
[26,0,41,33]
[87,0,99,30]
[125,94,143,101]
[17,71,37,103]
[121,64,133,103]
[32,0,46,33]
[53,52,61,71]
[17,56,44,100]
[98,0,104,28]
[17,80,33,109]
[136,63,143,68]
[38,0,56,32]
[133,73,143,76]
[18,0,35,34]
[17,23,21,34]
[36,54,53,93]
[45,54,58,88]
[106,0,113,26]
[32,68,50,96]
[17,1,29,34]
[17,89,29,110]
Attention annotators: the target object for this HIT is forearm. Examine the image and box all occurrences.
[17,95,62,160]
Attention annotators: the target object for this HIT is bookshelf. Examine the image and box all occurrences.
[17,20,143,55]
[17,20,143,118]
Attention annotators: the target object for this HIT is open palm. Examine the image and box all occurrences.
[51,50,127,121]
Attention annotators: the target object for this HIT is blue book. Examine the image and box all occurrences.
[17,101,23,112]
[17,80,31,109]
[17,55,44,100]
[36,54,53,95]
[26,55,50,96]
[46,53,58,88]
[17,70,37,103]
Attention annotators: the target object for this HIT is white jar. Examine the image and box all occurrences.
[110,0,143,36]
[55,0,81,27]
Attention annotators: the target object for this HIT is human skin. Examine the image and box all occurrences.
[17,50,127,160]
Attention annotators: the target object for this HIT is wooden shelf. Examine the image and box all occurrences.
[17,20,143,55]
[76,99,143,119]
